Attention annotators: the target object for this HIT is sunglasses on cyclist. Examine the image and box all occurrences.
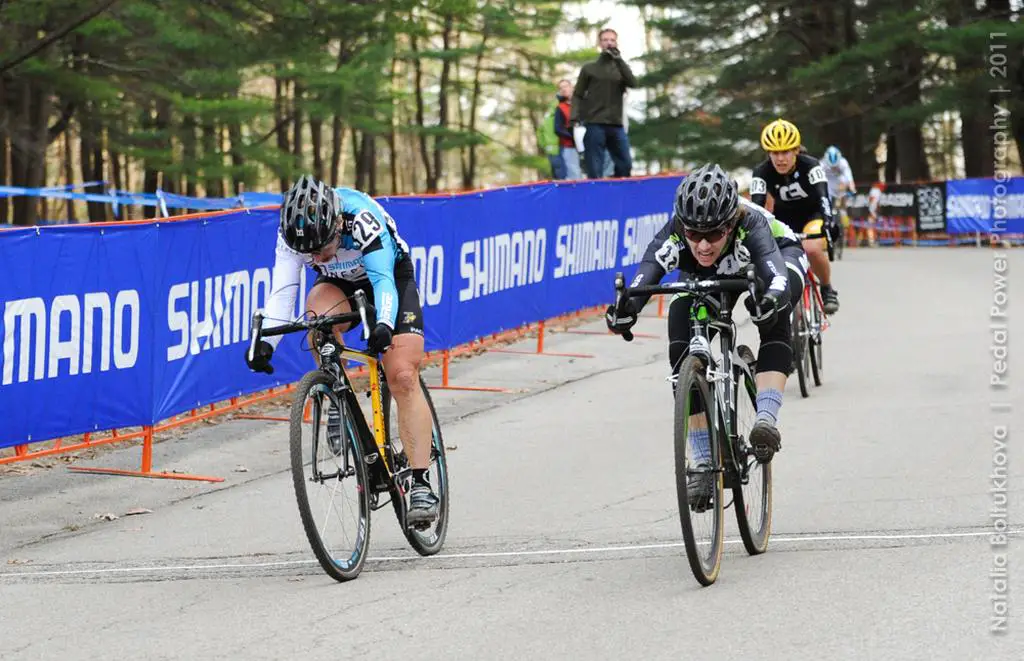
[683,225,732,244]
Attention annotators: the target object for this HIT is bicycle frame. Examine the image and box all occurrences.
[615,270,758,476]
[317,336,392,474]
[688,296,757,475]
[250,290,394,475]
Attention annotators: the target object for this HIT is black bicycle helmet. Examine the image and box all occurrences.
[672,163,739,234]
[280,175,338,253]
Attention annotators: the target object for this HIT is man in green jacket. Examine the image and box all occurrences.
[569,28,637,179]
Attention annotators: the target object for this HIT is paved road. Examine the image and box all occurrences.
[1,248,1021,660]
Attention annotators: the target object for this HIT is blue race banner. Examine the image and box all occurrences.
[1,176,684,448]
[945,177,1024,234]
[0,224,158,443]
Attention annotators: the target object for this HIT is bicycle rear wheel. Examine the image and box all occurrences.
[792,299,809,398]
[383,375,450,556]
[290,371,371,582]
[809,286,824,387]
[674,355,724,586]
[730,366,772,555]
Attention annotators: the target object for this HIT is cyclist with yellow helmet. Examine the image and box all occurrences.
[751,119,840,314]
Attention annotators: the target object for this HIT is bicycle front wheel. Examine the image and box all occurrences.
[383,376,450,556]
[290,371,372,582]
[674,355,724,586]
[792,299,809,398]
[731,366,772,555]
[809,286,824,387]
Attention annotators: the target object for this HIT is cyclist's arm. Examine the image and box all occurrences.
[840,159,855,192]
[807,164,834,223]
[263,237,306,350]
[749,167,769,208]
[742,213,790,301]
[352,209,400,329]
[629,220,679,311]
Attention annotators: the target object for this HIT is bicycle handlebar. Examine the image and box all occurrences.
[248,290,375,363]
[612,266,759,343]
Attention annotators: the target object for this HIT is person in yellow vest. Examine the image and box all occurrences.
[537,105,565,180]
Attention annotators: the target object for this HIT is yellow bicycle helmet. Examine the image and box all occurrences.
[760,118,801,152]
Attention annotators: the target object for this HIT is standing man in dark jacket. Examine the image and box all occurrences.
[570,28,637,179]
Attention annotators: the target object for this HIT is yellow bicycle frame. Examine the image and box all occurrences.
[337,347,390,472]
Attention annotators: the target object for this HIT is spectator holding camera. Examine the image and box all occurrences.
[570,28,637,179]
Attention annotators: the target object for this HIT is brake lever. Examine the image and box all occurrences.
[613,272,634,342]
[353,290,370,341]
[248,312,264,363]
[745,266,762,317]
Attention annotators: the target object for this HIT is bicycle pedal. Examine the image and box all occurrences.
[753,446,775,464]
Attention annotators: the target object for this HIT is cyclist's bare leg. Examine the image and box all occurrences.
[802,237,831,288]
[382,333,432,470]
[755,371,786,393]
[304,283,353,360]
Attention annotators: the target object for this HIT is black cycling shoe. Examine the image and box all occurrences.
[749,420,782,463]
[821,286,840,315]
[407,483,439,529]
[687,463,716,513]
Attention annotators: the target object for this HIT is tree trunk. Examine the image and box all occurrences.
[410,31,436,191]
[310,116,324,181]
[275,73,290,191]
[292,80,304,172]
[142,105,158,217]
[948,0,994,177]
[9,79,49,226]
[0,75,7,225]
[80,107,106,222]
[92,131,105,221]
[463,35,488,190]
[64,128,76,222]
[330,114,344,187]
[156,99,175,198]
[364,131,376,195]
[388,52,400,194]
[891,41,930,181]
[1,79,9,224]
[202,122,223,197]
[433,14,454,190]
[182,114,198,197]
[228,120,245,195]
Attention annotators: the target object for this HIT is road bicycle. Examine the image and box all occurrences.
[831,194,850,260]
[249,291,449,582]
[792,232,830,398]
[613,267,772,586]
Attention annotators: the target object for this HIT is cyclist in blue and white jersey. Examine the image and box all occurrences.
[822,145,856,201]
[245,175,438,525]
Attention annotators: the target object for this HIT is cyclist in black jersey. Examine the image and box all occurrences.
[606,164,799,488]
[751,119,840,314]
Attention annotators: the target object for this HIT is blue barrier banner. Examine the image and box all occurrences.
[0,224,158,443]
[1,177,683,448]
[946,177,1024,234]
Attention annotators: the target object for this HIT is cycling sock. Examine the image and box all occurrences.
[689,428,711,463]
[412,469,430,487]
[755,389,784,425]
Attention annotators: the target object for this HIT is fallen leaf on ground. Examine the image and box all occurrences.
[94,512,119,521]
[124,508,153,516]
[233,465,249,472]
